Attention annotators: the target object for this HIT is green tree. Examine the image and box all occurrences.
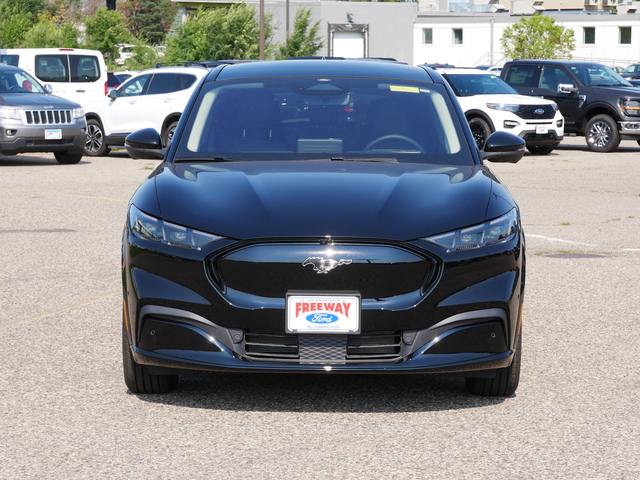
[164,4,275,62]
[83,6,134,64]
[501,15,575,60]
[19,17,78,48]
[276,7,323,59]
[0,0,46,47]
[123,43,162,70]
[121,0,177,45]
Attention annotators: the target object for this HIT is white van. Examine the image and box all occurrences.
[0,48,108,107]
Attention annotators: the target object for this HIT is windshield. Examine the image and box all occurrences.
[0,69,46,94]
[445,73,517,96]
[569,64,632,87]
[175,76,473,165]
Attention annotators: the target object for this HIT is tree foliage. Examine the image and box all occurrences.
[164,4,275,62]
[19,17,79,48]
[501,15,575,60]
[121,0,177,45]
[83,6,134,63]
[276,7,323,60]
[0,0,45,47]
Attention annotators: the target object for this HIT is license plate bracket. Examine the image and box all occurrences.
[286,292,361,334]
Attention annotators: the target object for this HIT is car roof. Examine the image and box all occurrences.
[0,64,26,73]
[509,59,607,67]
[437,68,492,75]
[211,59,438,83]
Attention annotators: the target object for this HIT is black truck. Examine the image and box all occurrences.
[501,60,640,152]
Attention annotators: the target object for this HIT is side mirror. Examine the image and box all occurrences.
[557,83,577,94]
[108,89,118,100]
[44,84,53,94]
[125,128,166,160]
[481,131,525,163]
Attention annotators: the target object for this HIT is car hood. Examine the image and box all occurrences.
[590,85,640,96]
[0,93,80,108]
[151,161,505,241]
[460,94,555,105]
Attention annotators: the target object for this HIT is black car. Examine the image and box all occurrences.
[122,60,526,396]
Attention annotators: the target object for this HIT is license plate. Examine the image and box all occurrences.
[286,293,360,334]
[535,125,549,134]
[45,129,62,140]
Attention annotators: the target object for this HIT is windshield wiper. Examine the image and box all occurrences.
[330,157,399,163]
[174,156,241,163]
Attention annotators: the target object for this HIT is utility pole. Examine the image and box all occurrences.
[106,0,116,10]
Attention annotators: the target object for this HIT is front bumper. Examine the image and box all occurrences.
[123,231,525,377]
[0,124,86,155]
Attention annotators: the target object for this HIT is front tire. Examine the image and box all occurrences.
[85,119,111,157]
[465,331,521,396]
[122,319,178,394]
[54,151,83,164]
[527,145,555,155]
[162,120,179,148]
[585,114,620,152]
[468,117,492,149]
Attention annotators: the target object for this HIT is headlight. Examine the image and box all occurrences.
[422,209,518,252]
[0,107,21,120]
[128,205,223,250]
[486,103,519,113]
[73,107,85,119]
[619,99,640,116]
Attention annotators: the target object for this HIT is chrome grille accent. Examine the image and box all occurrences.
[243,330,403,364]
[23,109,73,125]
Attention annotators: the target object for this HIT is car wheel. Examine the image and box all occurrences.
[526,145,555,155]
[54,151,83,164]
[468,117,492,149]
[162,120,179,148]
[586,114,620,152]
[122,318,178,394]
[85,119,111,157]
[465,331,521,396]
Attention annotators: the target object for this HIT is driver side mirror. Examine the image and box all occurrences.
[557,83,577,94]
[125,128,166,160]
[481,131,525,163]
[108,89,118,100]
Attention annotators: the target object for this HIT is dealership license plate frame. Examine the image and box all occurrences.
[286,292,361,334]
[45,129,62,140]
[535,125,549,134]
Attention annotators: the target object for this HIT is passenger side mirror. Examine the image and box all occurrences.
[481,131,525,163]
[557,83,577,94]
[44,84,53,94]
[125,128,166,160]
[108,89,118,100]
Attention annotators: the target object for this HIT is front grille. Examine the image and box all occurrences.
[515,104,556,120]
[24,110,73,125]
[243,330,403,364]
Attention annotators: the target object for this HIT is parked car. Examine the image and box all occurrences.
[121,59,526,396]
[83,63,211,156]
[620,63,640,80]
[0,64,86,164]
[501,60,640,152]
[0,48,108,108]
[438,67,564,155]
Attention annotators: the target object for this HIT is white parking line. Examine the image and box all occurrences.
[527,234,598,247]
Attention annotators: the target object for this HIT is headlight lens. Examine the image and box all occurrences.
[73,107,85,119]
[423,209,518,252]
[0,107,21,119]
[128,205,223,249]
[619,99,640,116]
[486,103,519,113]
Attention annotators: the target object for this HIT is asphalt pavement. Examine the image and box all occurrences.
[0,137,638,479]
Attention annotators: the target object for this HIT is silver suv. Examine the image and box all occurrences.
[0,64,86,164]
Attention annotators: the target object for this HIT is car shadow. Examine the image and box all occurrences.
[132,371,508,412]
[0,154,91,166]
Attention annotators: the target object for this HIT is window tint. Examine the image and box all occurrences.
[35,55,68,82]
[0,55,19,67]
[503,65,537,88]
[70,55,100,82]
[539,67,572,90]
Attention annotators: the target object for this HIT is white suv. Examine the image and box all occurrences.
[82,63,210,156]
[437,68,564,155]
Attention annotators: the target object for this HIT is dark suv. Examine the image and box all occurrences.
[501,60,640,152]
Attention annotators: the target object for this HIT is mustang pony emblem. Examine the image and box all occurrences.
[302,257,352,274]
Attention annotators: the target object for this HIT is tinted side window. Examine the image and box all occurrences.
[70,55,100,82]
[35,55,68,82]
[0,55,19,66]
[539,67,572,91]
[147,73,178,95]
[176,74,196,91]
[504,65,537,88]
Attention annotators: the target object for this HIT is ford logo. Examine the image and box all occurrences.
[306,313,339,324]
[534,108,545,115]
